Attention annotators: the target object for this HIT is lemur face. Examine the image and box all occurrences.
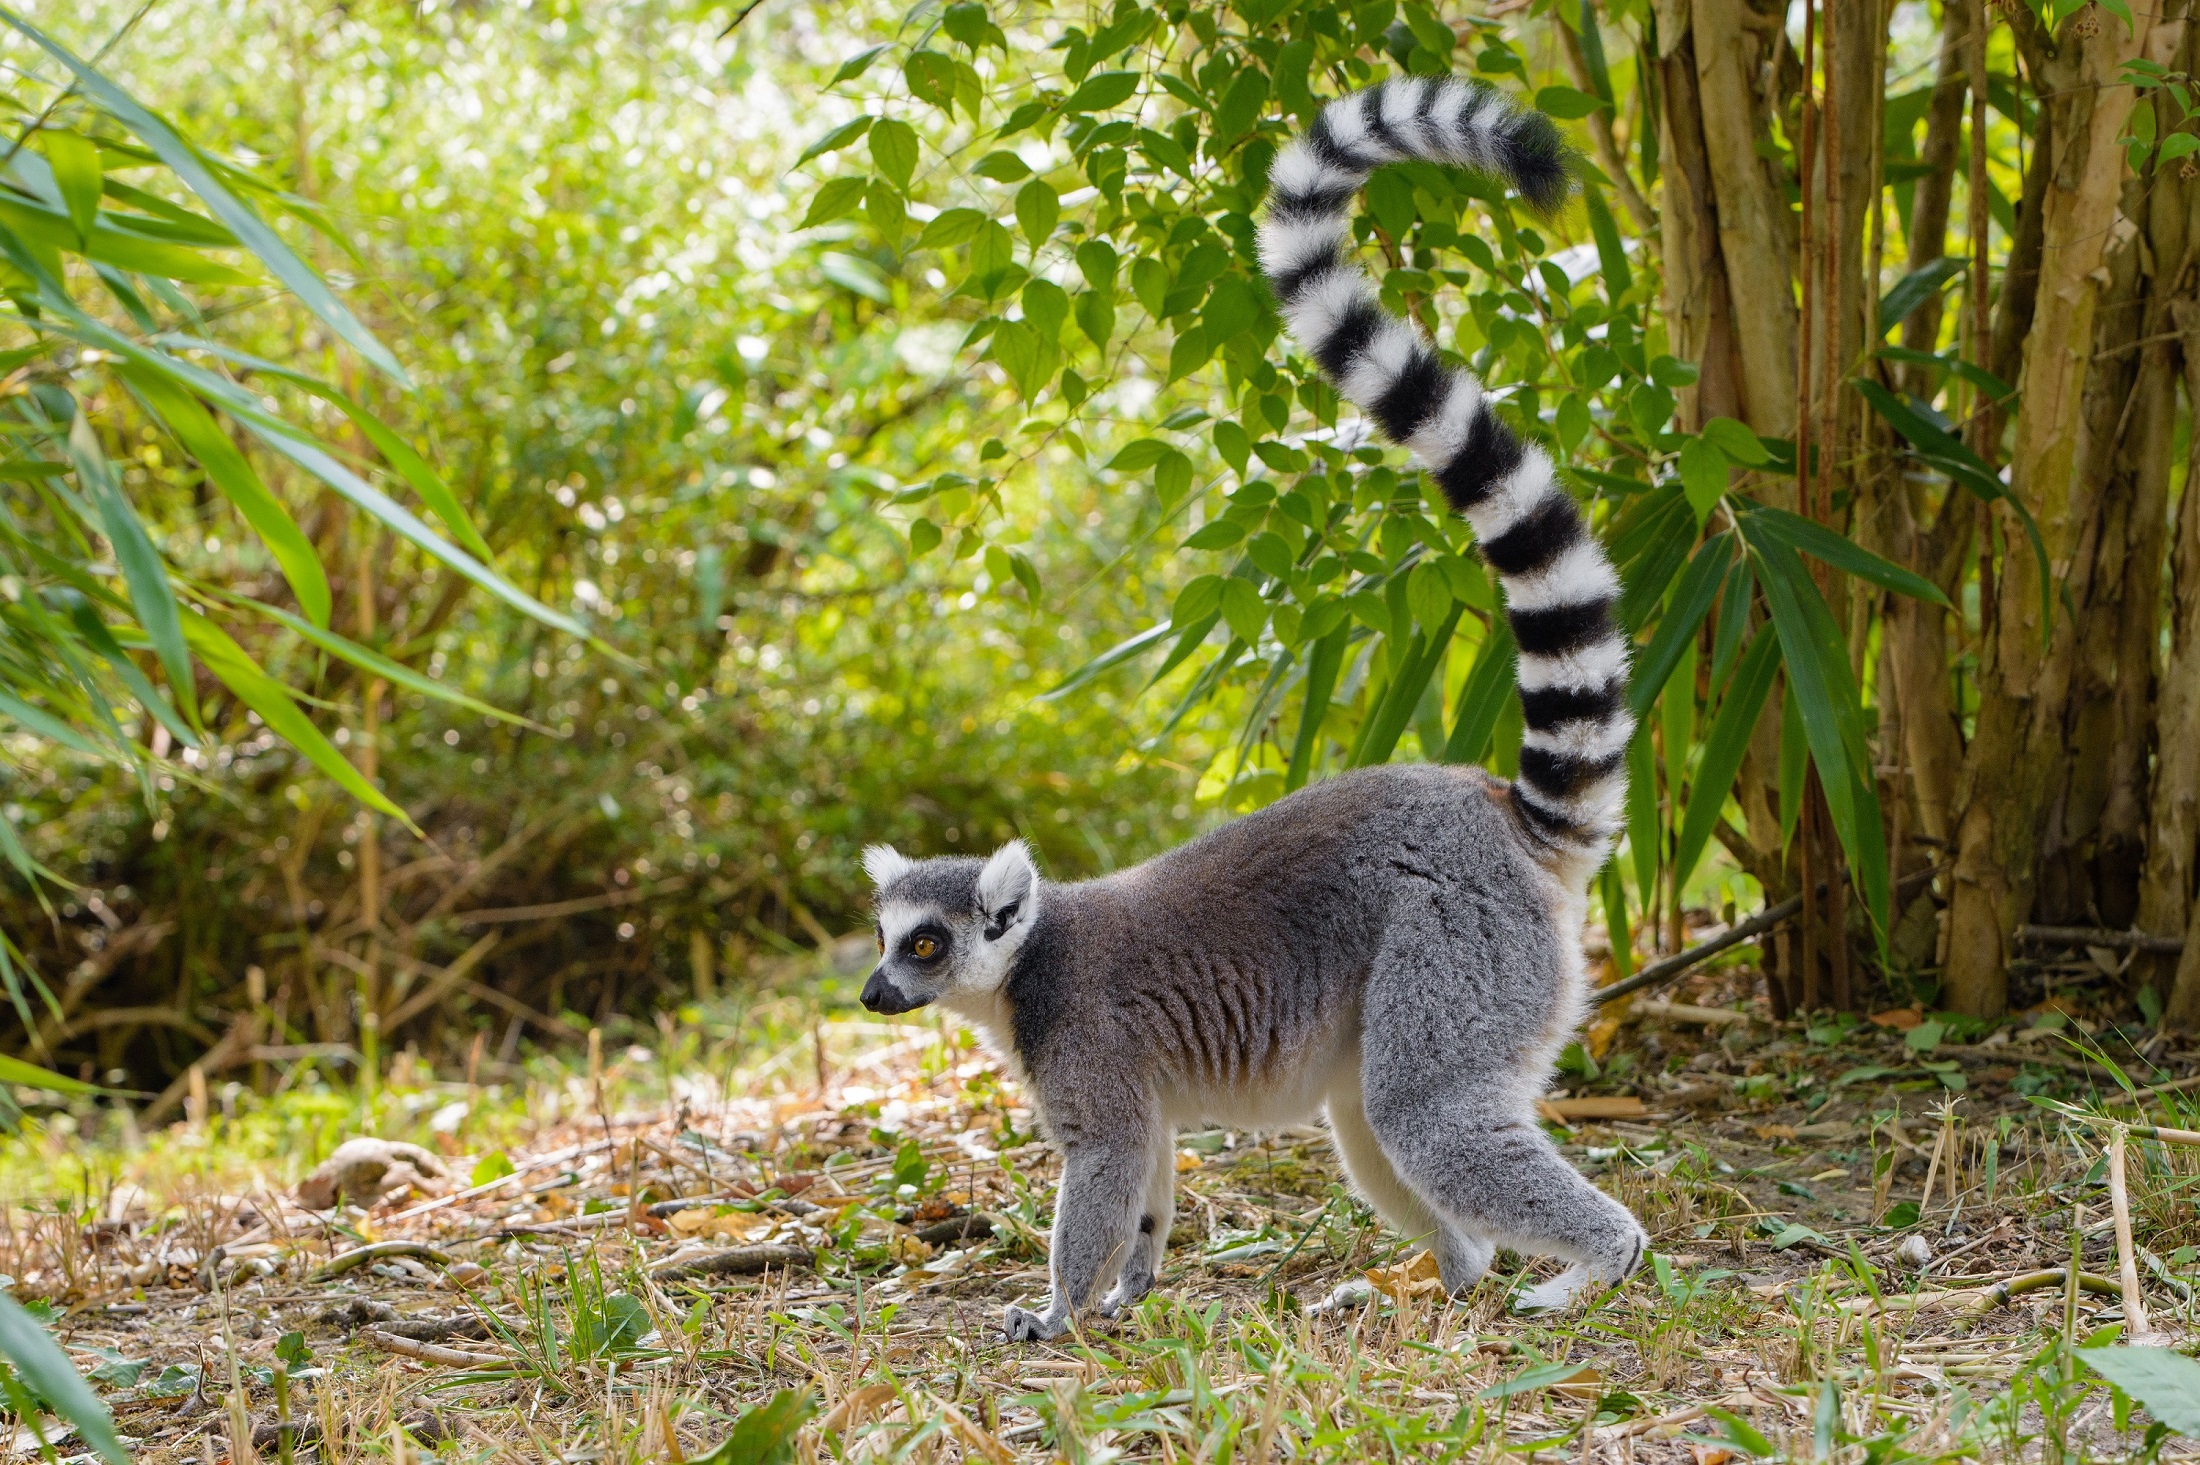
[859,841,1036,1014]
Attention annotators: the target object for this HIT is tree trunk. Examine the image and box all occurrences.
[2149,302,2200,1022]
[1941,9,2174,1016]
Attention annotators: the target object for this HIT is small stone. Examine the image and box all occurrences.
[1895,1234,1934,1270]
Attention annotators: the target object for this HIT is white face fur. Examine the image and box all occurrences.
[858,841,1039,1016]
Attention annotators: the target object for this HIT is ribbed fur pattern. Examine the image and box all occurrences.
[1257,77,1630,863]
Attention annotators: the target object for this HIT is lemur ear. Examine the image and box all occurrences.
[863,844,913,888]
[977,840,1037,939]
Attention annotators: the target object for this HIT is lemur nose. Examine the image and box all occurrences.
[859,968,893,1012]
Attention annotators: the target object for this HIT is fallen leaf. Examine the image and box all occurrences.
[1584,1012,1623,1062]
[1754,1124,1798,1141]
[1175,1149,1205,1172]
[1869,1008,1924,1030]
[1365,1249,1445,1300]
[1689,1444,1736,1465]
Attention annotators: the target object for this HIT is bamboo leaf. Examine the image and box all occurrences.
[1752,536,1890,941]
[0,1295,128,1465]
[230,596,552,733]
[1738,504,1950,606]
[1441,617,1515,765]
[1354,606,1463,767]
[120,365,333,625]
[0,12,408,383]
[1629,532,1730,717]
[66,414,198,728]
[1286,626,1347,791]
[179,611,415,830]
[40,129,101,242]
[1876,256,1964,335]
[1672,631,1779,891]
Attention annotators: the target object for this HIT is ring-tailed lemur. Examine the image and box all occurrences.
[861,77,1645,1342]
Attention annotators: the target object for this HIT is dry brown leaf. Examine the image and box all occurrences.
[1365,1248,1445,1300]
[1869,1008,1924,1030]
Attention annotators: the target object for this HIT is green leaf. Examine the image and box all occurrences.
[1183,519,1247,550]
[471,1149,517,1186]
[1672,631,1779,892]
[1356,606,1463,766]
[904,51,957,108]
[2,13,407,383]
[235,597,548,732]
[0,688,108,757]
[830,44,891,85]
[180,610,413,829]
[1219,578,1268,644]
[41,129,101,242]
[1581,183,1630,298]
[1480,1359,1598,1399]
[1014,179,1059,247]
[1106,438,1170,472]
[972,150,1030,182]
[1215,68,1270,142]
[2158,131,2200,163]
[1167,326,1213,382]
[120,365,332,626]
[1534,84,1605,120]
[1287,627,1347,791]
[0,1295,127,1465]
[799,176,868,229]
[1629,533,1729,717]
[1751,535,1889,940]
[867,119,919,189]
[1739,504,1950,606]
[1442,619,1516,765]
[0,1053,102,1095]
[692,1390,818,1465]
[1038,615,1179,703]
[2078,1348,2200,1434]
[1701,416,1771,467]
[1065,71,1140,113]
[1200,275,1262,344]
[796,115,872,167]
[909,518,941,555]
[1678,437,1728,526]
[917,207,987,249]
[67,414,197,728]
[1877,256,1964,336]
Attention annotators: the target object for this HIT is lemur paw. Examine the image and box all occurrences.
[1512,1266,1594,1314]
[1003,1303,1068,1342]
[1098,1271,1155,1317]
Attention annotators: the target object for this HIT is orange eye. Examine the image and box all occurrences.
[910,935,939,960]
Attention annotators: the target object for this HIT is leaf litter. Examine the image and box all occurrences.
[1,958,2197,1462]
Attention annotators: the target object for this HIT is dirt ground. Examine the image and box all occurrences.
[9,958,2200,1463]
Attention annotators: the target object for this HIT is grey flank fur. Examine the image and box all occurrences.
[857,78,1645,1344]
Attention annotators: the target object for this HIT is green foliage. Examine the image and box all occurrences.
[817,0,1939,948]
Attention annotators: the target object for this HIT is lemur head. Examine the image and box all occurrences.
[857,840,1039,1015]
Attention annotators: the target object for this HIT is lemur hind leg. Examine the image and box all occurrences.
[1099,1129,1176,1315]
[1328,1073,1495,1294]
[1005,1136,1151,1342]
[1359,903,1648,1313]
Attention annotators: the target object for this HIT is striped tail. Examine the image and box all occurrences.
[1256,77,1631,870]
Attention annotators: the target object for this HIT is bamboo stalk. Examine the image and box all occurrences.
[2107,1128,2153,1339]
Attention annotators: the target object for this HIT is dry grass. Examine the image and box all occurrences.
[2,966,2198,1464]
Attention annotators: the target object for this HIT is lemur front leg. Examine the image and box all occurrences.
[1004,1142,1147,1343]
[1098,1129,1177,1316]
